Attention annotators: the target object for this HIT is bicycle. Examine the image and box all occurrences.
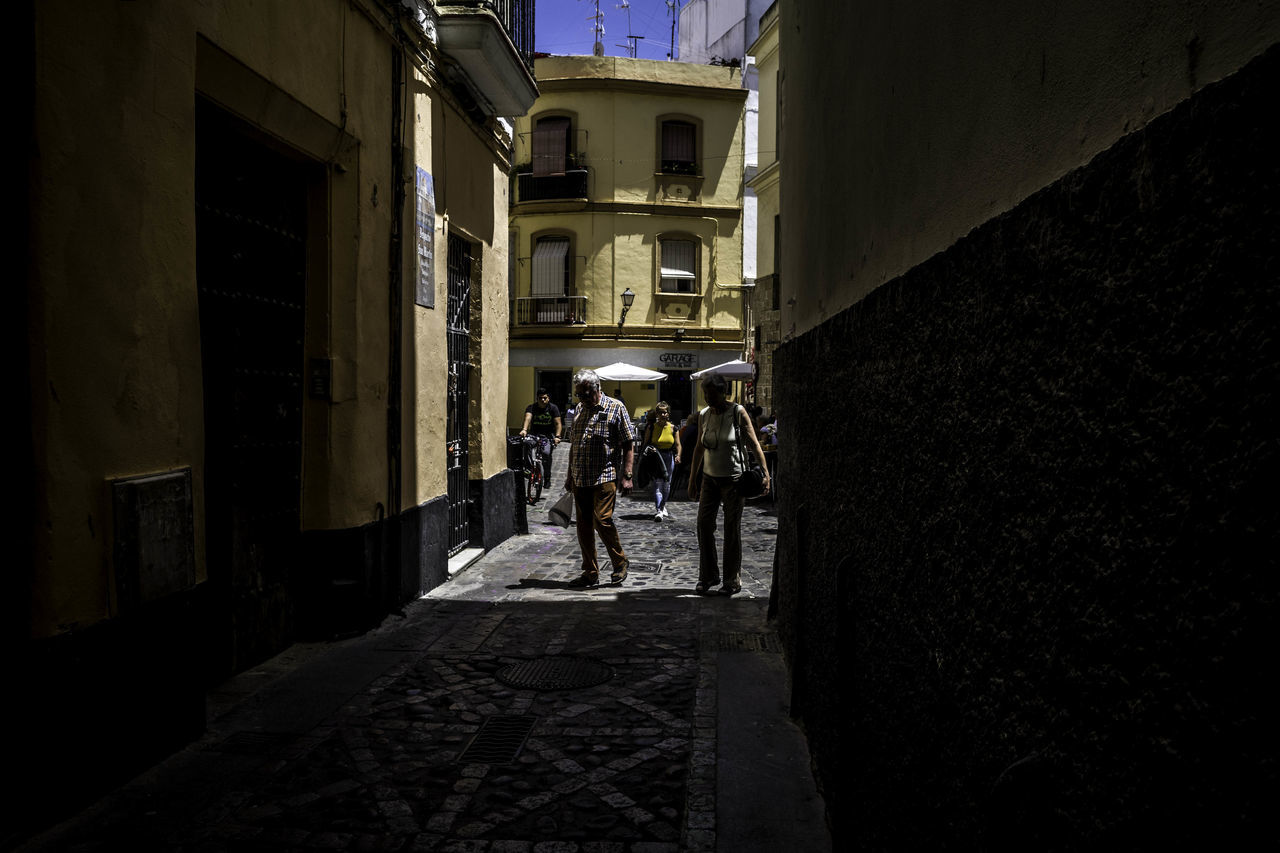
[509,434,550,505]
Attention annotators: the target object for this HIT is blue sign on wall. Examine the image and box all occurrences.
[415,167,436,309]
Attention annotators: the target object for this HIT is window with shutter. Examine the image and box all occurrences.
[532,116,571,177]
[660,239,697,293]
[660,120,697,175]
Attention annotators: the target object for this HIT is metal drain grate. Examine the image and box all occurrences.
[713,632,783,653]
[457,715,538,764]
[496,655,614,690]
[212,731,296,755]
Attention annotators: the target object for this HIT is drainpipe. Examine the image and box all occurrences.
[698,215,755,362]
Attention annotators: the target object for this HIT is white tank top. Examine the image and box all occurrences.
[700,405,743,478]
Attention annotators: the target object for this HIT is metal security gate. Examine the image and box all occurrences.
[446,232,473,556]
[195,98,310,669]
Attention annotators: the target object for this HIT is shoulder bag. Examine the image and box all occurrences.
[733,405,767,499]
[688,407,710,494]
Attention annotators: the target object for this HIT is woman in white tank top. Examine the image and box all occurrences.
[687,374,771,594]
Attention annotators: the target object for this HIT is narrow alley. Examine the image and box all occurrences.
[20,454,828,852]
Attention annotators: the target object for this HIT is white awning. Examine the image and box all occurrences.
[595,362,668,381]
[532,237,569,297]
[691,358,755,379]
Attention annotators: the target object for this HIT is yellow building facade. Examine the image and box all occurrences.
[746,2,782,415]
[507,56,749,425]
[18,0,535,831]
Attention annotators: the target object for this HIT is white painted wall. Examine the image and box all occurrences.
[679,0,772,66]
[679,0,769,284]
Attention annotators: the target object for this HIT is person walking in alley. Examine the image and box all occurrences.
[641,401,681,521]
[687,374,771,594]
[565,369,635,587]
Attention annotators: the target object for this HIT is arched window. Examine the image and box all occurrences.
[532,116,572,177]
[529,233,576,324]
[659,238,697,293]
[660,120,697,175]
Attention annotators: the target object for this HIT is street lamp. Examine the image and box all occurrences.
[618,287,635,330]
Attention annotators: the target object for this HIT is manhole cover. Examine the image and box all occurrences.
[496,655,614,690]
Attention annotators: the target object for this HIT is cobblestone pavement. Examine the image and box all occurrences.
[19,460,826,852]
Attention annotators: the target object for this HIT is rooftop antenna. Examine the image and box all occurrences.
[666,0,678,60]
[582,0,605,56]
[616,1,644,58]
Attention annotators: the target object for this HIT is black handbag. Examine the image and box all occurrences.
[733,405,767,499]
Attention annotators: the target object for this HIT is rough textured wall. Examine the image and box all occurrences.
[773,45,1278,849]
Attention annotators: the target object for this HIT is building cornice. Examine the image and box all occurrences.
[747,159,781,193]
[534,77,748,102]
[511,200,742,219]
[510,325,744,344]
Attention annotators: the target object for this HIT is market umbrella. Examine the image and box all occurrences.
[593,361,668,381]
[690,358,755,379]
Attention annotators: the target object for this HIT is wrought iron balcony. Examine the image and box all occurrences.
[434,1,537,116]
[441,1,534,68]
[515,169,589,202]
[512,295,589,326]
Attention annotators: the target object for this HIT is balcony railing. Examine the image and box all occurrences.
[444,1,535,71]
[515,169,589,202]
[513,295,588,326]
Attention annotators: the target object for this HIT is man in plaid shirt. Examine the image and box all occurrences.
[564,369,635,587]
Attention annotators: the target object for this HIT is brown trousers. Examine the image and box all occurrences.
[697,474,744,587]
[573,481,628,575]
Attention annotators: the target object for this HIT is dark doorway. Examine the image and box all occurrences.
[446,232,473,556]
[538,369,573,417]
[660,370,693,422]
[196,98,312,676]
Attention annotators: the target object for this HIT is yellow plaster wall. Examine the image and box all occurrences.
[410,71,447,504]
[28,0,514,637]
[782,0,1280,336]
[508,369,538,431]
[520,56,746,208]
[508,55,748,434]
[31,1,207,635]
[475,157,514,481]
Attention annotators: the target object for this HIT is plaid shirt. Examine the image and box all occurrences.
[569,394,634,486]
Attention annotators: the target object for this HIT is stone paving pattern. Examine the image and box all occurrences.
[21,451,788,852]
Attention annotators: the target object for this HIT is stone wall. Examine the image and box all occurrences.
[773,44,1278,848]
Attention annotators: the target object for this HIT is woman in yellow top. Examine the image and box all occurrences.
[643,401,682,521]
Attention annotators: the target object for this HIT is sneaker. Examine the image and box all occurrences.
[653,512,663,522]
[661,507,670,518]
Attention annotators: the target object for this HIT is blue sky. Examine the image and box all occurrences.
[536,0,684,61]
